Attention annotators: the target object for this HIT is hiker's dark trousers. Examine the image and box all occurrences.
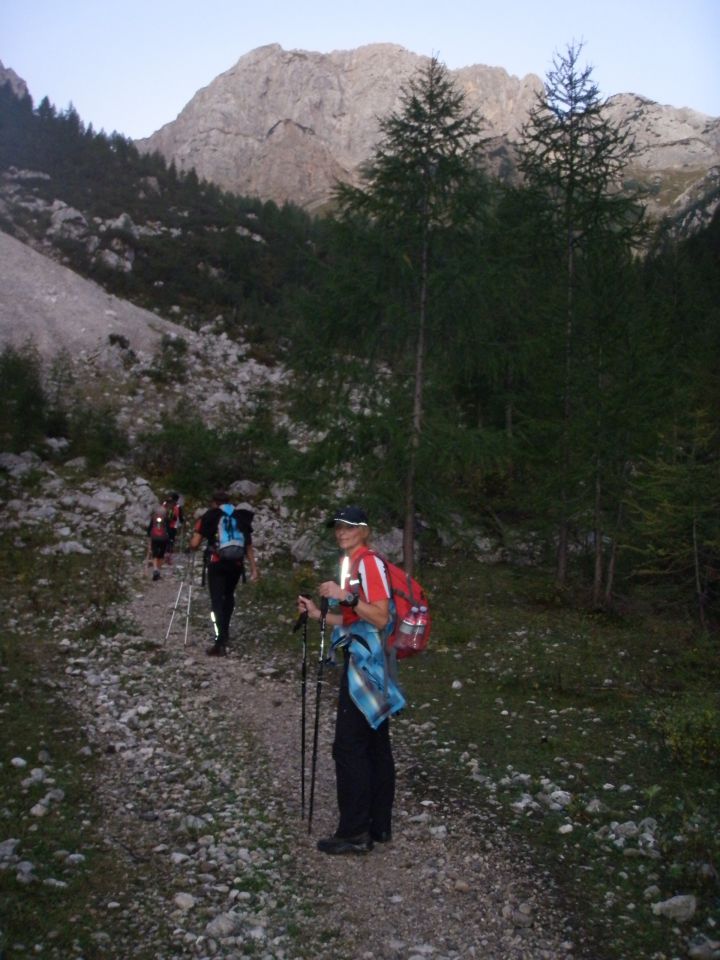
[207,559,242,645]
[332,665,395,839]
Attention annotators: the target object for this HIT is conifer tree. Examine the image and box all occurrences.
[517,42,644,590]
[334,56,485,570]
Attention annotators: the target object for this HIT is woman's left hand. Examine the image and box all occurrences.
[318,580,344,602]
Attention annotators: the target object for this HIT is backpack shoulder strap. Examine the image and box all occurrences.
[351,545,371,566]
[351,548,395,603]
[351,548,397,683]
[350,546,378,580]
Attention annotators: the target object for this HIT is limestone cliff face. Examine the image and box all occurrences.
[136,44,541,210]
[136,44,720,219]
[604,94,720,170]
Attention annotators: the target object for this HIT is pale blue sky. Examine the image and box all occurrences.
[2,0,718,139]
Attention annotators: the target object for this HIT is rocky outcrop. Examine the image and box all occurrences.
[0,225,289,452]
[136,44,720,220]
[0,59,29,100]
[136,44,541,211]
[604,94,720,172]
[0,168,151,274]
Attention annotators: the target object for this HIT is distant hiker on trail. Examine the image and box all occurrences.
[146,499,173,582]
[187,490,258,657]
[165,491,184,563]
[297,505,405,856]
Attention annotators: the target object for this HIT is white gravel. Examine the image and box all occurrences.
[52,552,577,959]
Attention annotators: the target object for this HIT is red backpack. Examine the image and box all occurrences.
[149,506,171,542]
[351,548,431,659]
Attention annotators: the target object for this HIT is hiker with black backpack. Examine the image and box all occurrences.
[187,491,258,657]
[146,498,173,582]
[297,505,406,856]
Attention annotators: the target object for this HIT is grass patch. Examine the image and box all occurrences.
[394,557,720,960]
[266,553,719,959]
[4,497,717,960]
[0,628,127,958]
[0,523,170,958]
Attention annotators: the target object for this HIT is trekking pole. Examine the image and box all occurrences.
[183,550,196,646]
[293,595,311,818]
[165,573,187,643]
[307,596,329,835]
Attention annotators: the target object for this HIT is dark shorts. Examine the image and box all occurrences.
[150,538,168,559]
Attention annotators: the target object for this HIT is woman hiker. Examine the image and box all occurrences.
[298,505,405,854]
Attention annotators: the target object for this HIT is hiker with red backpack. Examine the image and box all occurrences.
[187,491,259,657]
[165,491,184,563]
[146,498,173,581]
[297,505,408,856]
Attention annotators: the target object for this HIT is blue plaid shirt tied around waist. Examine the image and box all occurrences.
[331,618,406,730]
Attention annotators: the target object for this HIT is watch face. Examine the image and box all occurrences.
[345,593,354,605]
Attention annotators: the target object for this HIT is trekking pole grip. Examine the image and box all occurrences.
[293,593,312,633]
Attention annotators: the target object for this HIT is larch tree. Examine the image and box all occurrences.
[334,55,485,572]
[517,41,644,592]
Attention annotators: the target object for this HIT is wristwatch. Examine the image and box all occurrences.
[343,591,360,608]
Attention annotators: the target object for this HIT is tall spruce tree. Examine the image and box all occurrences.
[517,42,644,590]
[334,56,485,571]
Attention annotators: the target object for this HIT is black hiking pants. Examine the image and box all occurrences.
[332,662,395,839]
[206,558,242,645]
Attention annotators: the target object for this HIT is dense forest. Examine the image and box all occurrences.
[0,45,718,624]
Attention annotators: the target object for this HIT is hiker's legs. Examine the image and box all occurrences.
[368,717,395,838]
[207,565,227,643]
[221,562,241,637]
[207,562,241,644]
[332,669,387,837]
[150,540,166,579]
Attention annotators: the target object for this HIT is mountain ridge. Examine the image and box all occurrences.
[135,43,720,218]
[135,43,542,210]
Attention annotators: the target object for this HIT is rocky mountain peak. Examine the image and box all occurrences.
[136,43,720,221]
[136,43,541,210]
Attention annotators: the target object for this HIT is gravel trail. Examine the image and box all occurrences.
[64,552,580,960]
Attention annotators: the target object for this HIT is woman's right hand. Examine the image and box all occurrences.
[297,594,320,620]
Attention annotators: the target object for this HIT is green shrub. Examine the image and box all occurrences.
[134,412,251,496]
[0,342,49,451]
[65,401,128,471]
[147,334,189,384]
[654,694,720,767]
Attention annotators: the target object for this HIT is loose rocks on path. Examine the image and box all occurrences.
[62,554,577,960]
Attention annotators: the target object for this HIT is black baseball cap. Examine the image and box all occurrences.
[326,505,369,527]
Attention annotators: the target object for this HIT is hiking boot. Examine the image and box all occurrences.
[206,644,227,657]
[317,833,373,855]
[152,570,161,581]
[370,830,392,844]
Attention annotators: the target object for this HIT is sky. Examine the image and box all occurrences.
[2,0,719,140]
